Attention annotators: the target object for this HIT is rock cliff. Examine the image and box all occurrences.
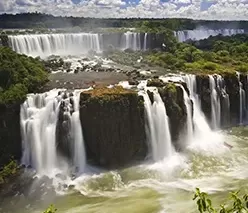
[79,87,147,169]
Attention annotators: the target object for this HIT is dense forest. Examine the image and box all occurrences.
[1,12,248,30]
[0,47,48,104]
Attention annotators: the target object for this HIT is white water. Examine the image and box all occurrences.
[121,32,141,51]
[182,74,224,152]
[71,90,86,174]
[9,33,102,57]
[140,88,173,161]
[176,29,245,42]
[180,85,193,145]
[144,33,148,50]
[237,73,246,124]
[20,89,87,175]
[20,90,62,174]
[209,75,221,130]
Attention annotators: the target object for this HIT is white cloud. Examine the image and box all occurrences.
[1,0,248,20]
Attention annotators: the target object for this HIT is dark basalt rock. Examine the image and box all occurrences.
[224,72,240,125]
[56,95,73,161]
[79,87,147,169]
[158,83,188,151]
[196,74,211,123]
[147,79,166,87]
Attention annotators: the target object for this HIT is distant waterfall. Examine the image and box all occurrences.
[20,89,86,175]
[209,75,221,129]
[121,32,141,51]
[9,33,102,57]
[143,33,148,50]
[140,89,173,161]
[176,29,245,42]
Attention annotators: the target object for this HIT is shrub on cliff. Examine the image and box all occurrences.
[0,160,18,185]
[0,47,48,104]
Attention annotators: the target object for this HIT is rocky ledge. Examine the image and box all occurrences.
[79,86,147,169]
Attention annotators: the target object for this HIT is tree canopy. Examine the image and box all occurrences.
[0,47,48,104]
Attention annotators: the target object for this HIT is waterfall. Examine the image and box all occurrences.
[121,32,141,51]
[237,72,246,124]
[9,33,102,57]
[209,75,221,129]
[216,75,230,127]
[71,90,86,174]
[183,75,213,137]
[180,85,193,144]
[140,89,173,161]
[176,29,245,42]
[20,90,62,174]
[20,89,86,175]
[143,33,148,50]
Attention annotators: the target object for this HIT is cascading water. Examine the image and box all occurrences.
[183,75,219,143]
[209,75,221,129]
[143,33,148,50]
[121,32,141,51]
[140,88,173,161]
[20,89,87,175]
[9,33,102,57]
[176,29,244,42]
[20,90,62,174]
[71,90,86,174]
[180,85,193,144]
[237,72,246,124]
[216,75,230,127]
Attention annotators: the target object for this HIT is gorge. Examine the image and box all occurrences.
[1,26,248,213]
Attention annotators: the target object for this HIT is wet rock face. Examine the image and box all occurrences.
[56,93,74,161]
[158,84,188,151]
[196,75,211,123]
[0,104,22,168]
[79,87,147,169]
[223,73,240,125]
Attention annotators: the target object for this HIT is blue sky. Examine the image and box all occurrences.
[1,0,248,20]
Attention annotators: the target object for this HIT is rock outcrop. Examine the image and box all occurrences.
[158,83,188,151]
[79,87,147,169]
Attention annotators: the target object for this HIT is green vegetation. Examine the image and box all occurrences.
[0,47,48,104]
[107,33,248,75]
[0,160,19,185]
[43,205,57,213]
[194,188,248,213]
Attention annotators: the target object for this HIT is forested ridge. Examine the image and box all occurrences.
[1,12,248,30]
